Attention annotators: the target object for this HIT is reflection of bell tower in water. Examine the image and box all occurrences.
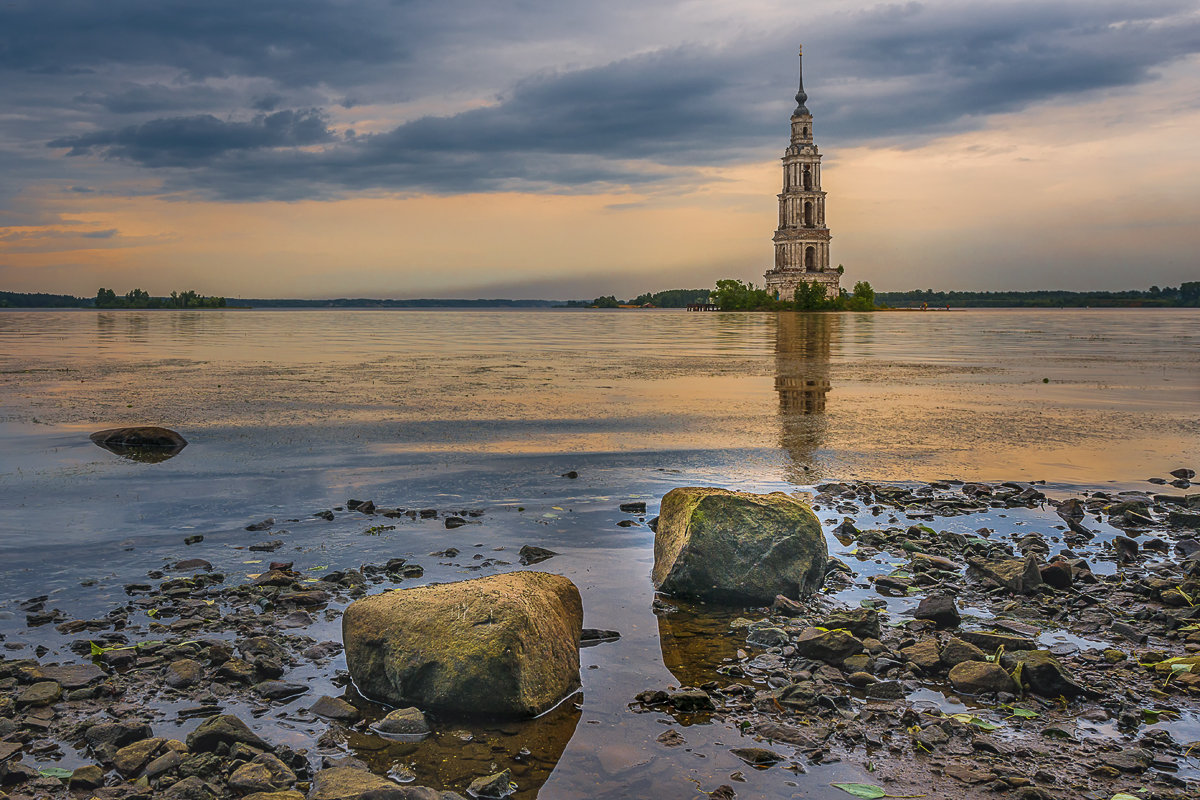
[775,313,834,481]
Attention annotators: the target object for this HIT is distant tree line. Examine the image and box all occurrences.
[562,288,713,308]
[711,279,876,312]
[227,297,561,308]
[0,291,89,308]
[876,283,1200,308]
[95,288,226,308]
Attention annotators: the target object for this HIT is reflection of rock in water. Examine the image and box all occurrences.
[775,314,834,481]
[90,426,188,463]
[346,688,581,799]
[656,602,748,690]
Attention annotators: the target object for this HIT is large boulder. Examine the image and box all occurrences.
[342,572,582,717]
[652,488,827,602]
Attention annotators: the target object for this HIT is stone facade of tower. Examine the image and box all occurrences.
[765,49,840,300]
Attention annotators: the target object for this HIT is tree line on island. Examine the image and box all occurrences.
[94,287,227,309]
[574,279,875,311]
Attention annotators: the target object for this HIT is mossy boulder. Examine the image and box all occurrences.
[342,572,582,717]
[652,487,827,603]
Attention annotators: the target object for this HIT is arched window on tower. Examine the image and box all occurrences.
[805,246,816,271]
[802,167,812,190]
[803,201,813,227]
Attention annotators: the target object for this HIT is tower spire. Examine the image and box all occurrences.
[794,46,809,115]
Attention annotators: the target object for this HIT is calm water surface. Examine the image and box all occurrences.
[0,308,1197,798]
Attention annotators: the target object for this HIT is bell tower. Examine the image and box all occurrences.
[765,47,839,300]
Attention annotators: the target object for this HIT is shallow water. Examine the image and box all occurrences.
[1,307,1199,796]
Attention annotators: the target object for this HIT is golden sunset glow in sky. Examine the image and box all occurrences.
[1,1,1198,299]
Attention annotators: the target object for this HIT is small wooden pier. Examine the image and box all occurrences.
[686,303,719,312]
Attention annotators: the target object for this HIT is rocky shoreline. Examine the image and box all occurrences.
[2,472,1198,800]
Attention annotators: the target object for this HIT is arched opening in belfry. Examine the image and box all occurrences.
[802,167,812,190]
[802,126,809,138]
[803,202,813,227]
[805,246,816,271]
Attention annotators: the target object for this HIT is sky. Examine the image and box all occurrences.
[1,0,1198,299]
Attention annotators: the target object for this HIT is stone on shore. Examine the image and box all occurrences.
[15,680,61,707]
[228,753,296,793]
[342,571,582,717]
[186,714,271,753]
[309,695,361,722]
[1003,650,1097,698]
[967,554,1043,594]
[821,608,882,639]
[793,627,864,665]
[949,661,1015,695]
[309,765,458,800]
[914,594,961,628]
[651,487,827,602]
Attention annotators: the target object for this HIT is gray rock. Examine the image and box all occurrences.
[668,689,715,712]
[309,695,361,722]
[467,769,513,799]
[792,627,864,665]
[186,714,271,753]
[165,659,204,689]
[820,608,882,639]
[940,637,987,667]
[1002,650,1098,698]
[967,554,1043,594]
[745,626,789,648]
[914,594,961,628]
[163,776,218,800]
[948,661,1015,695]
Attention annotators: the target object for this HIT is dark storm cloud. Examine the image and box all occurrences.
[8,0,1200,201]
[818,1,1200,137]
[48,110,334,167]
[74,83,234,114]
[0,0,407,87]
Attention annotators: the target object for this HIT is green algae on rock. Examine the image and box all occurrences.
[342,571,582,717]
[652,487,827,603]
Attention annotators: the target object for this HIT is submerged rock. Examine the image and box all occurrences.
[90,426,187,462]
[342,571,582,717]
[374,706,430,736]
[652,487,827,603]
[467,769,514,798]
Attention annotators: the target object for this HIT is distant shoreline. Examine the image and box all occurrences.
[2,284,1198,310]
